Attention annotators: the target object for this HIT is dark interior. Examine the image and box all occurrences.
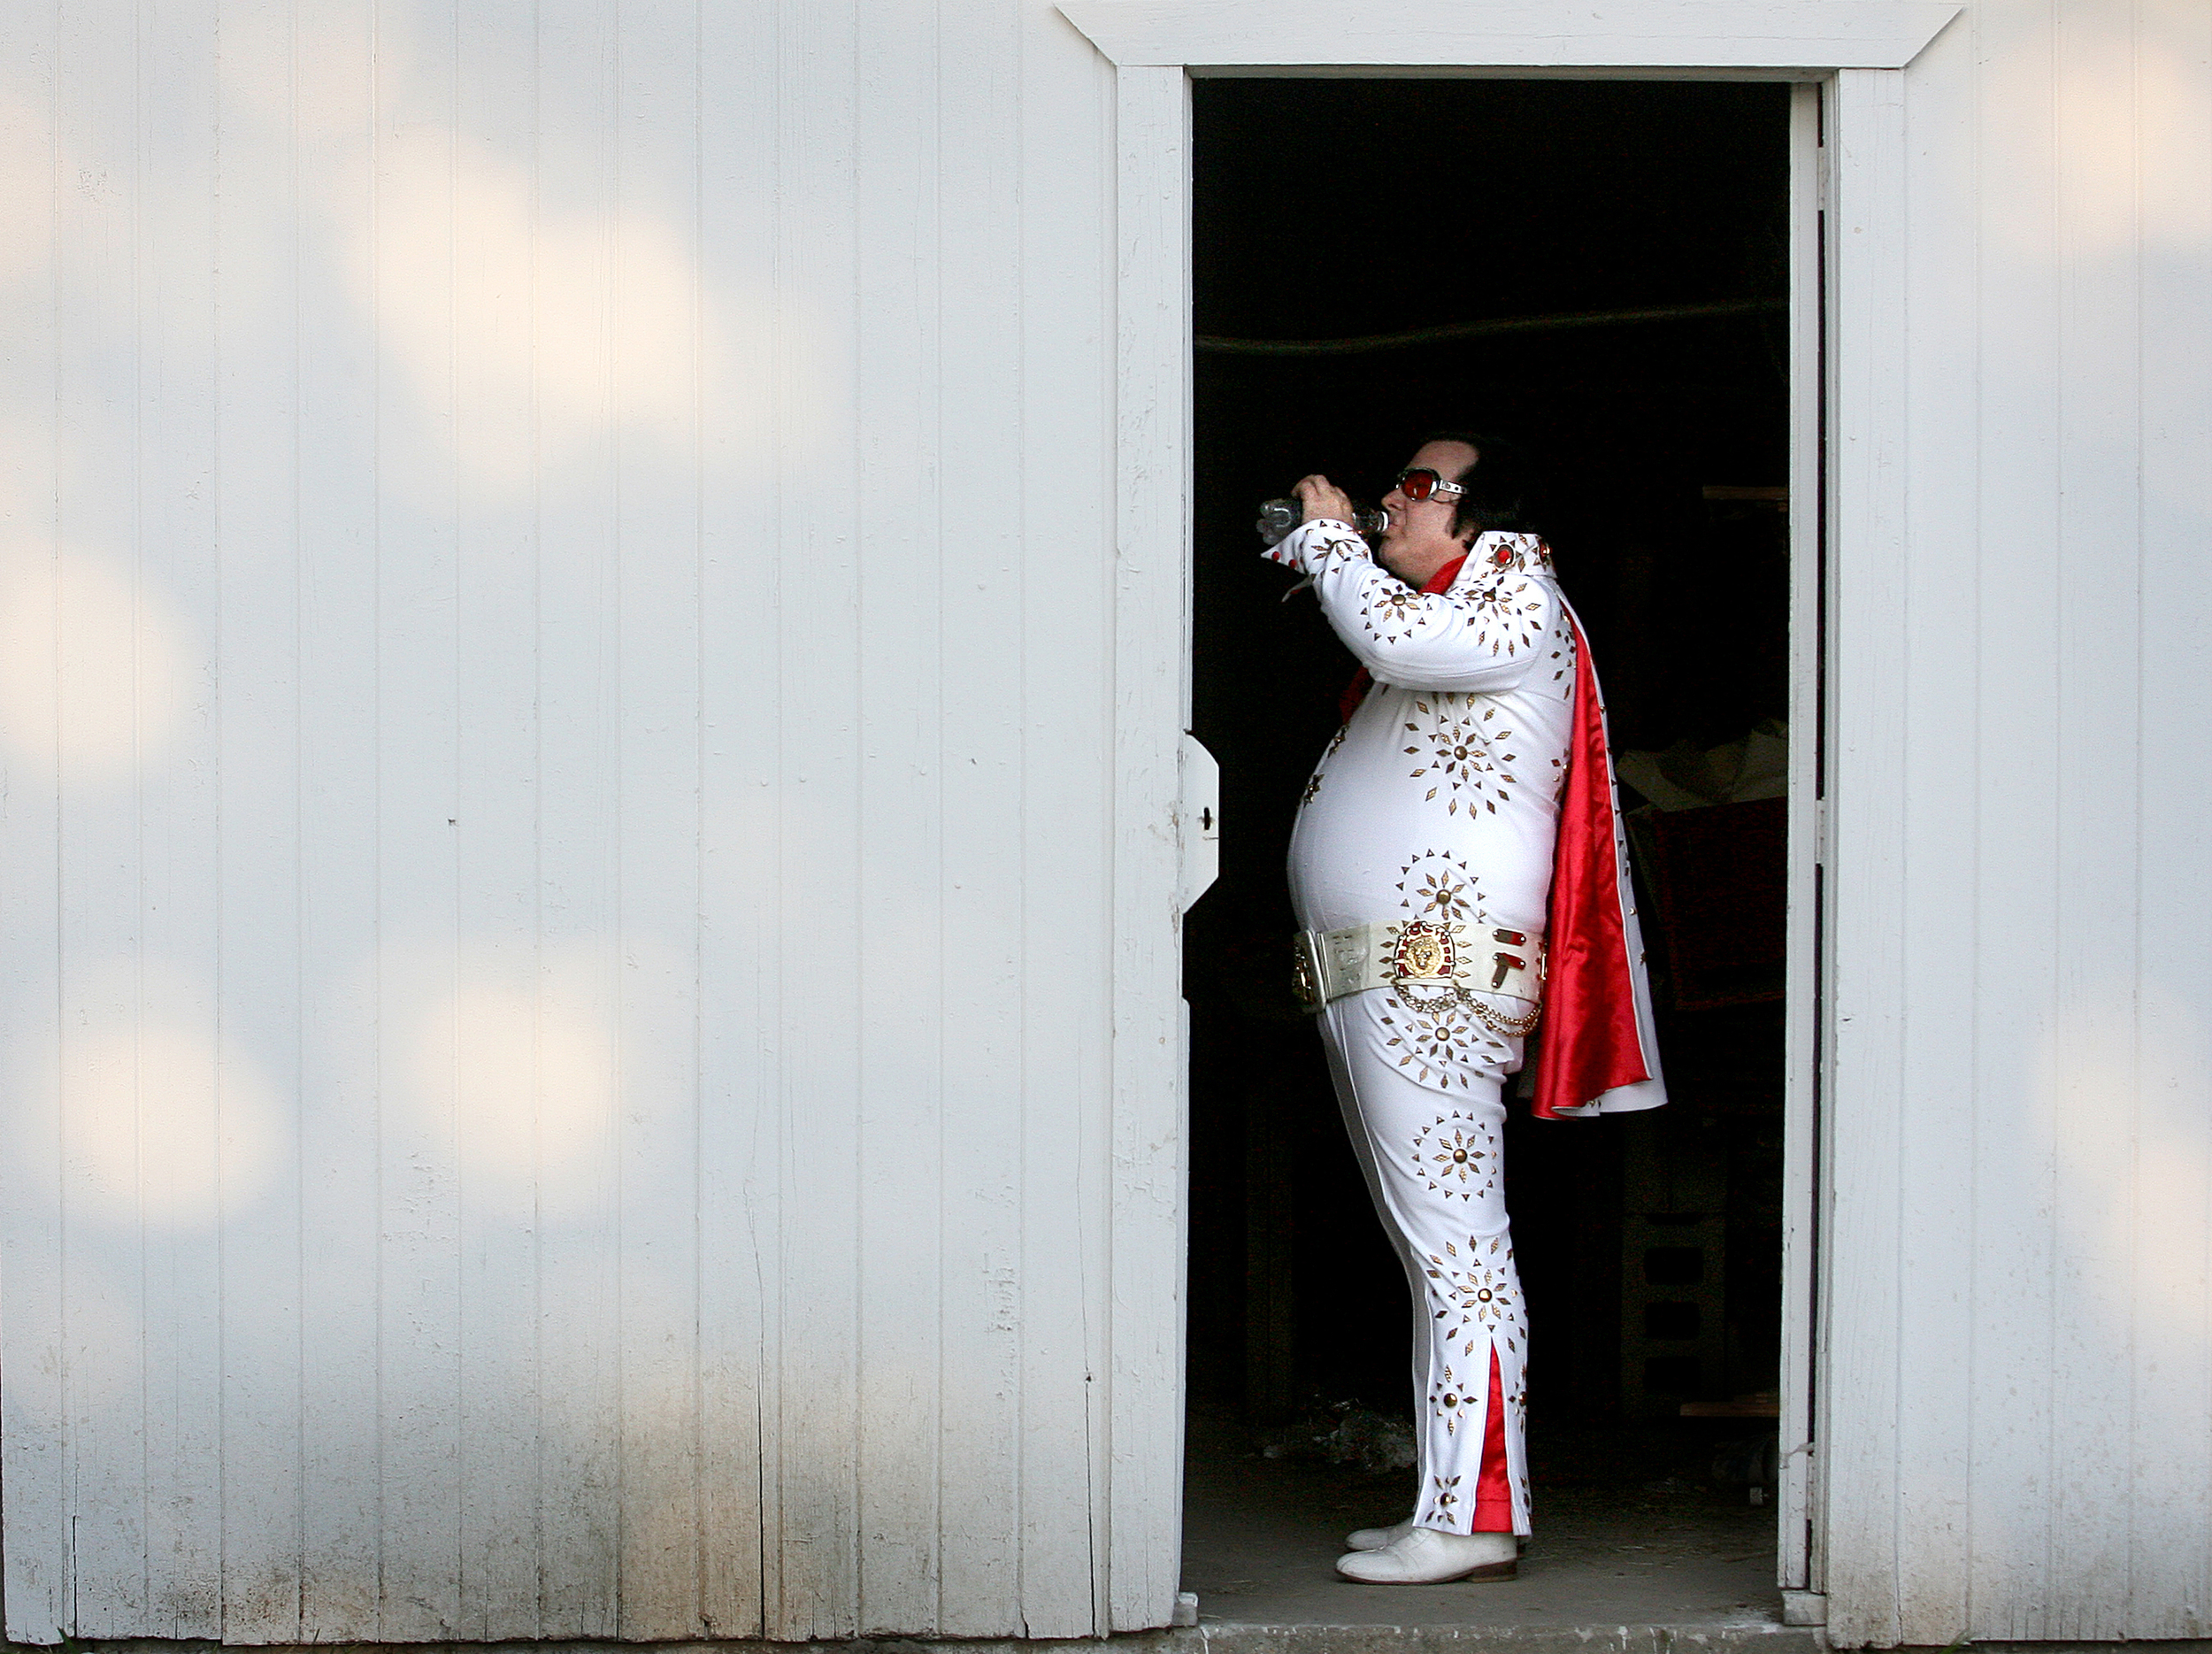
[1182,77,1797,1599]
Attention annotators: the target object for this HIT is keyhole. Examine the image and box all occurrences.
[1200,807,1215,831]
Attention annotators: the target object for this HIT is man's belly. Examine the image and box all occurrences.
[1286,750,1560,939]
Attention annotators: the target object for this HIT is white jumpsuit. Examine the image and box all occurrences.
[1271,519,1579,1538]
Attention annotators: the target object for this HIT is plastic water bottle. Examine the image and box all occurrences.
[1257,498,1389,547]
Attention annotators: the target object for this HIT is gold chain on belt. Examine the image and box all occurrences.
[1455,983,1543,1038]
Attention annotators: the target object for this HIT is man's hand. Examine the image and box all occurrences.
[1294,474,1356,526]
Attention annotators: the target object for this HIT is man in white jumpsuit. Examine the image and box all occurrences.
[1269,437,1665,1585]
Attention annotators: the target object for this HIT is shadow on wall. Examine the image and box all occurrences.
[0,0,856,1614]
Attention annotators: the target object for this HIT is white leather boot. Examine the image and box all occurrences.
[1335,1526,1518,1584]
[1344,1518,1415,1551]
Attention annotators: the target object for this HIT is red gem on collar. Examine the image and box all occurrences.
[1492,545,1514,567]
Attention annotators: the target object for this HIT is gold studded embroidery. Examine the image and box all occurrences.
[1426,1362,1525,1436]
[1398,850,1481,925]
[1452,569,1545,655]
[1363,546,1537,650]
[1428,1366,1474,1434]
[1424,1235,1527,1358]
[1404,697,1522,815]
[1410,1110,1499,1203]
[1363,581,1427,644]
[1377,992,1499,1085]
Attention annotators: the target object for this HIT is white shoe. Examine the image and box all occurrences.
[1335,1526,1518,1584]
[1344,1517,1415,1551]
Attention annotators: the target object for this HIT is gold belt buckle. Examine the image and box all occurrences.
[1390,919,1455,984]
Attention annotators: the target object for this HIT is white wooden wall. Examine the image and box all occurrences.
[6,0,2212,1647]
[0,0,1127,1641]
[1824,0,2212,1643]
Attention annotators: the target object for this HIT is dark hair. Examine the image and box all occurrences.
[1419,430,1546,541]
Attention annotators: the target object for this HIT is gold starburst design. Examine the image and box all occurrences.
[1411,1113,1496,1201]
[1425,1235,1525,1352]
[1455,571,1547,658]
[1397,850,1481,924]
[1366,583,1427,642]
[1404,702,1519,814]
[1379,994,1492,1084]
[1428,1366,1474,1434]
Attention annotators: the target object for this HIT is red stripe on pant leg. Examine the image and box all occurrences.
[1471,1345,1513,1531]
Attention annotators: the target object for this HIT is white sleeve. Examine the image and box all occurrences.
[1270,519,1558,692]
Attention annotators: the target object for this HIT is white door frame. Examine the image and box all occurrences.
[1062,0,1958,1631]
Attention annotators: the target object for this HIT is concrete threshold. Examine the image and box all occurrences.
[685,1626,1821,1654]
[1170,1620,1821,1654]
[4,1635,1820,1654]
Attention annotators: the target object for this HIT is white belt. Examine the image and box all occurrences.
[1292,918,1546,1013]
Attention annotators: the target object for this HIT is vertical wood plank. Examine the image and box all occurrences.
[211,0,306,1636]
[693,0,779,1635]
[1015,5,1118,1638]
[1963,0,2064,1635]
[611,1,707,1635]
[2128,0,2212,1638]
[764,0,863,1636]
[290,0,388,1634]
[0,0,70,1629]
[933,0,1031,1637]
[448,1,549,1635]
[293,0,386,1634]
[2045,0,2145,1637]
[1889,12,1979,1639]
[849,0,946,1636]
[115,0,228,1632]
[50,0,162,1631]
[1778,77,1822,1599]
[1107,59,1188,1636]
[370,0,465,1630]
[531,0,624,1634]
[1819,64,1909,1653]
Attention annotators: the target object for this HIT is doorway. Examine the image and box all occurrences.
[1181,76,1812,1625]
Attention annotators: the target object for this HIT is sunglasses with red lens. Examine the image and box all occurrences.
[1394,466,1465,503]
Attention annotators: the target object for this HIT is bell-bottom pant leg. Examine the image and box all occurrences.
[1318,996,1531,1535]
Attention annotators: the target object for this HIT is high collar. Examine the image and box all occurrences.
[1453,532,1553,581]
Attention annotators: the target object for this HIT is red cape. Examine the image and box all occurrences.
[1533,608,1666,1118]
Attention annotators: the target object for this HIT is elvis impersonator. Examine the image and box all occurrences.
[1268,435,1666,1586]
